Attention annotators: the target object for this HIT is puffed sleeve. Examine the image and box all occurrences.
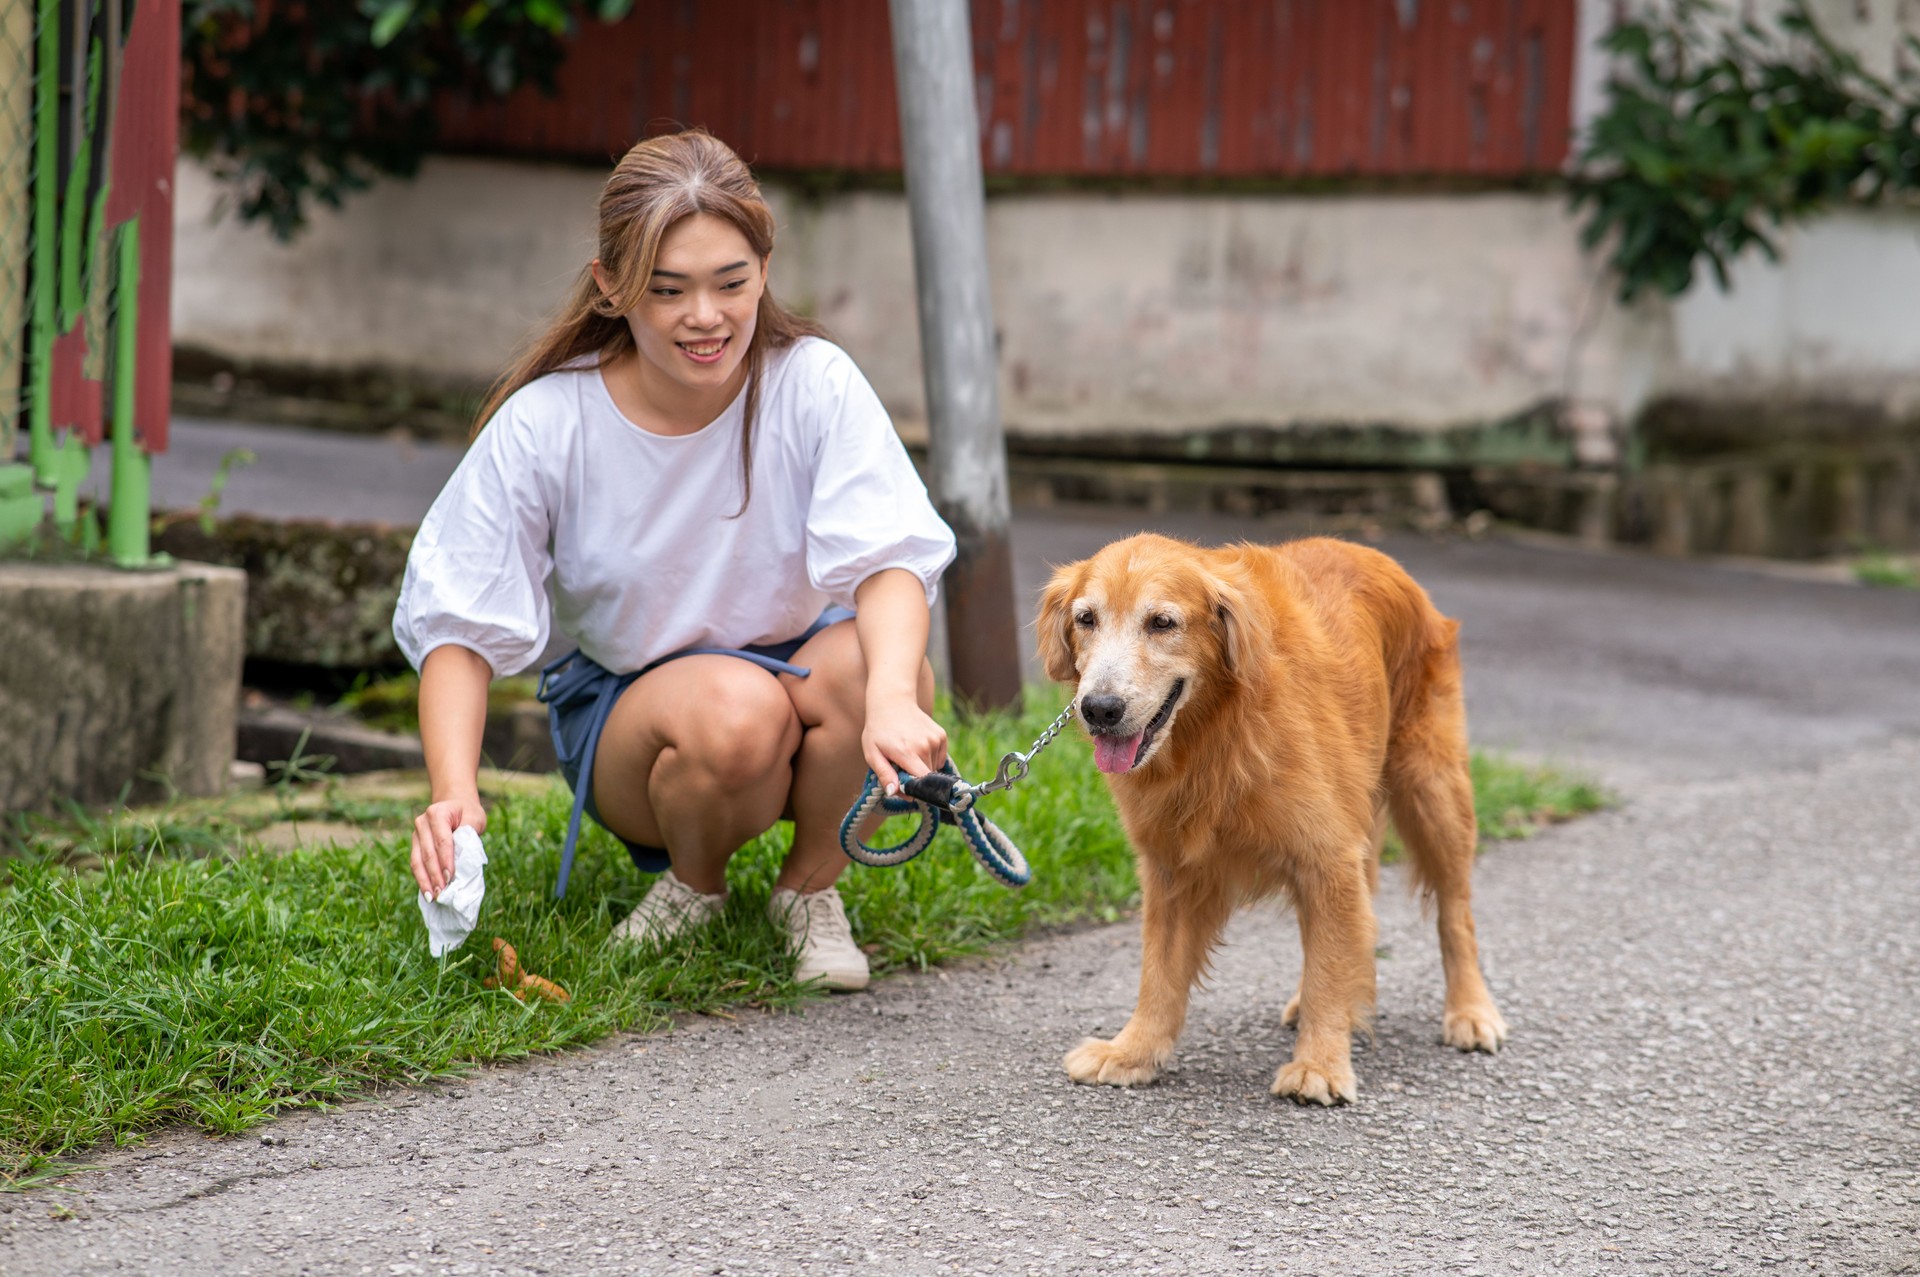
[392,394,557,677]
[803,344,958,608]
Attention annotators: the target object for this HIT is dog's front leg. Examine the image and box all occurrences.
[1064,861,1230,1088]
[1273,853,1376,1106]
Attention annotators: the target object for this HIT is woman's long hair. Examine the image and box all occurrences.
[473,129,827,513]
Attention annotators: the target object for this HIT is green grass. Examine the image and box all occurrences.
[1,688,1603,1182]
[1469,752,1610,841]
[1853,552,1919,590]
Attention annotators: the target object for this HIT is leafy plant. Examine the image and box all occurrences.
[181,0,635,239]
[196,448,255,535]
[1572,0,1920,302]
[266,727,338,802]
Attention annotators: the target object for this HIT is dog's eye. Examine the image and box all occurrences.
[1074,610,1096,629]
[1149,614,1177,632]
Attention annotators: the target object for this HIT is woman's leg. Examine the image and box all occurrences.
[776,620,936,894]
[590,655,803,894]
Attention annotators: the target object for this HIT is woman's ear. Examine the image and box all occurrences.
[1035,565,1084,685]
[589,259,618,308]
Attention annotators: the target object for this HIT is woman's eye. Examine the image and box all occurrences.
[651,287,680,298]
[1149,614,1176,632]
[1074,610,1096,628]
[722,278,747,290]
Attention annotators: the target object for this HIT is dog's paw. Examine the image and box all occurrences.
[1063,1037,1164,1088]
[1270,1058,1357,1106]
[1442,1003,1508,1053]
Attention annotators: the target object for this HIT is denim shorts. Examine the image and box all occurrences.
[535,605,855,897]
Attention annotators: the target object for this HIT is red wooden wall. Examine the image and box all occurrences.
[433,0,1577,178]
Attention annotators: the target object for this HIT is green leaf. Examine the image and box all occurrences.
[1574,0,1920,301]
[368,1,414,48]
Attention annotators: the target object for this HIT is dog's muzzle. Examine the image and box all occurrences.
[1085,680,1185,775]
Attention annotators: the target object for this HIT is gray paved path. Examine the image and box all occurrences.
[8,421,1918,1275]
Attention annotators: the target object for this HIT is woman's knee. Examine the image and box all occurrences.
[786,623,878,724]
[670,669,802,778]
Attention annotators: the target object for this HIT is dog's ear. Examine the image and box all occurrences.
[1209,573,1268,685]
[1035,565,1084,684]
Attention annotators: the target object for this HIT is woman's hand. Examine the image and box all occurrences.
[861,693,949,796]
[852,568,946,794]
[411,792,488,899]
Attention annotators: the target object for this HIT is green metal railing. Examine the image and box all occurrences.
[2,0,164,565]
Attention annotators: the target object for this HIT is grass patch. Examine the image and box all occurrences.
[1853,552,1919,590]
[1376,752,1610,862]
[1,687,1603,1182]
[1470,752,1610,840]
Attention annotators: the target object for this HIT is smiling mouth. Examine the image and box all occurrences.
[1090,679,1186,775]
[678,337,729,363]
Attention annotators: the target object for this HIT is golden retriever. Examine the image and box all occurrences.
[1037,533,1506,1104]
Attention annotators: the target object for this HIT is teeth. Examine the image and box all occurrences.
[682,340,725,355]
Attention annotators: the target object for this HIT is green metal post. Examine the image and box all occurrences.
[28,0,58,481]
[59,25,101,328]
[108,217,147,565]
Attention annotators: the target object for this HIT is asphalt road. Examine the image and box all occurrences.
[9,419,1918,1275]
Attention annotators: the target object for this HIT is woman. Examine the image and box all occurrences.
[395,130,955,991]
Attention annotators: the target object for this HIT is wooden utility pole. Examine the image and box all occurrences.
[888,0,1022,713]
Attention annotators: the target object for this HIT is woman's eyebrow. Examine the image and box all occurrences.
[650,260,751,280]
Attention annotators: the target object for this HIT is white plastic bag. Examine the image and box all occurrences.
[418,826,488,957]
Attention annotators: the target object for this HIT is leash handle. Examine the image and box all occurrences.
[899,769,973,812]
[840,762,1031,887]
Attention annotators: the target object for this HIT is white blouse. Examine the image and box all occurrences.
[392,337,956,677]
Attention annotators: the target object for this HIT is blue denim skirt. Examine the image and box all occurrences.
[535,605,855,898]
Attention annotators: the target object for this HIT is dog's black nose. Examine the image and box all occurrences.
[1081,694,1127,731]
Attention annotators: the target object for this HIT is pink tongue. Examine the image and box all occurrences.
[1094,732,1144,774]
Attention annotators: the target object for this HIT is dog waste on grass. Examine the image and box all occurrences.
[482,937,571,1003]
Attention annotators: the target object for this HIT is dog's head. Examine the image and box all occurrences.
[1036,533,1267,776]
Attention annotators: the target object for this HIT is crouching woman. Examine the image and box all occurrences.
[393,129,956,991]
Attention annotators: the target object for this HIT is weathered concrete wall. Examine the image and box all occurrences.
[174,160,1600,434]
[173,155,1920,455]
[152,514,413,669]
[0,561,247,811]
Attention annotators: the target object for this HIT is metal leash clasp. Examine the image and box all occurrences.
[973,750,1031,797]
[895,698,1078,808]
[973,698,1077,798]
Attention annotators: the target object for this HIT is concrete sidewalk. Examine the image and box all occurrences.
[12,418,1918,1275]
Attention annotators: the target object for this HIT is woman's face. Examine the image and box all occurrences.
[603,212,766,399]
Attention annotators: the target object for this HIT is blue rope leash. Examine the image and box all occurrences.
[837,700,1077,891]
[838,763,1031,888]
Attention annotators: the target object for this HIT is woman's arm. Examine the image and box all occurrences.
[853,567,949,795]
[411,644,494,897]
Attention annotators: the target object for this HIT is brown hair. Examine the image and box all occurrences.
[473,129,827,511]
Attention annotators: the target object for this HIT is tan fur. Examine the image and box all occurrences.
[1037,534,1506,1105]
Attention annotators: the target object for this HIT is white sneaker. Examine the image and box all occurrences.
[610,870,726,948]
[767,886,870,991]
